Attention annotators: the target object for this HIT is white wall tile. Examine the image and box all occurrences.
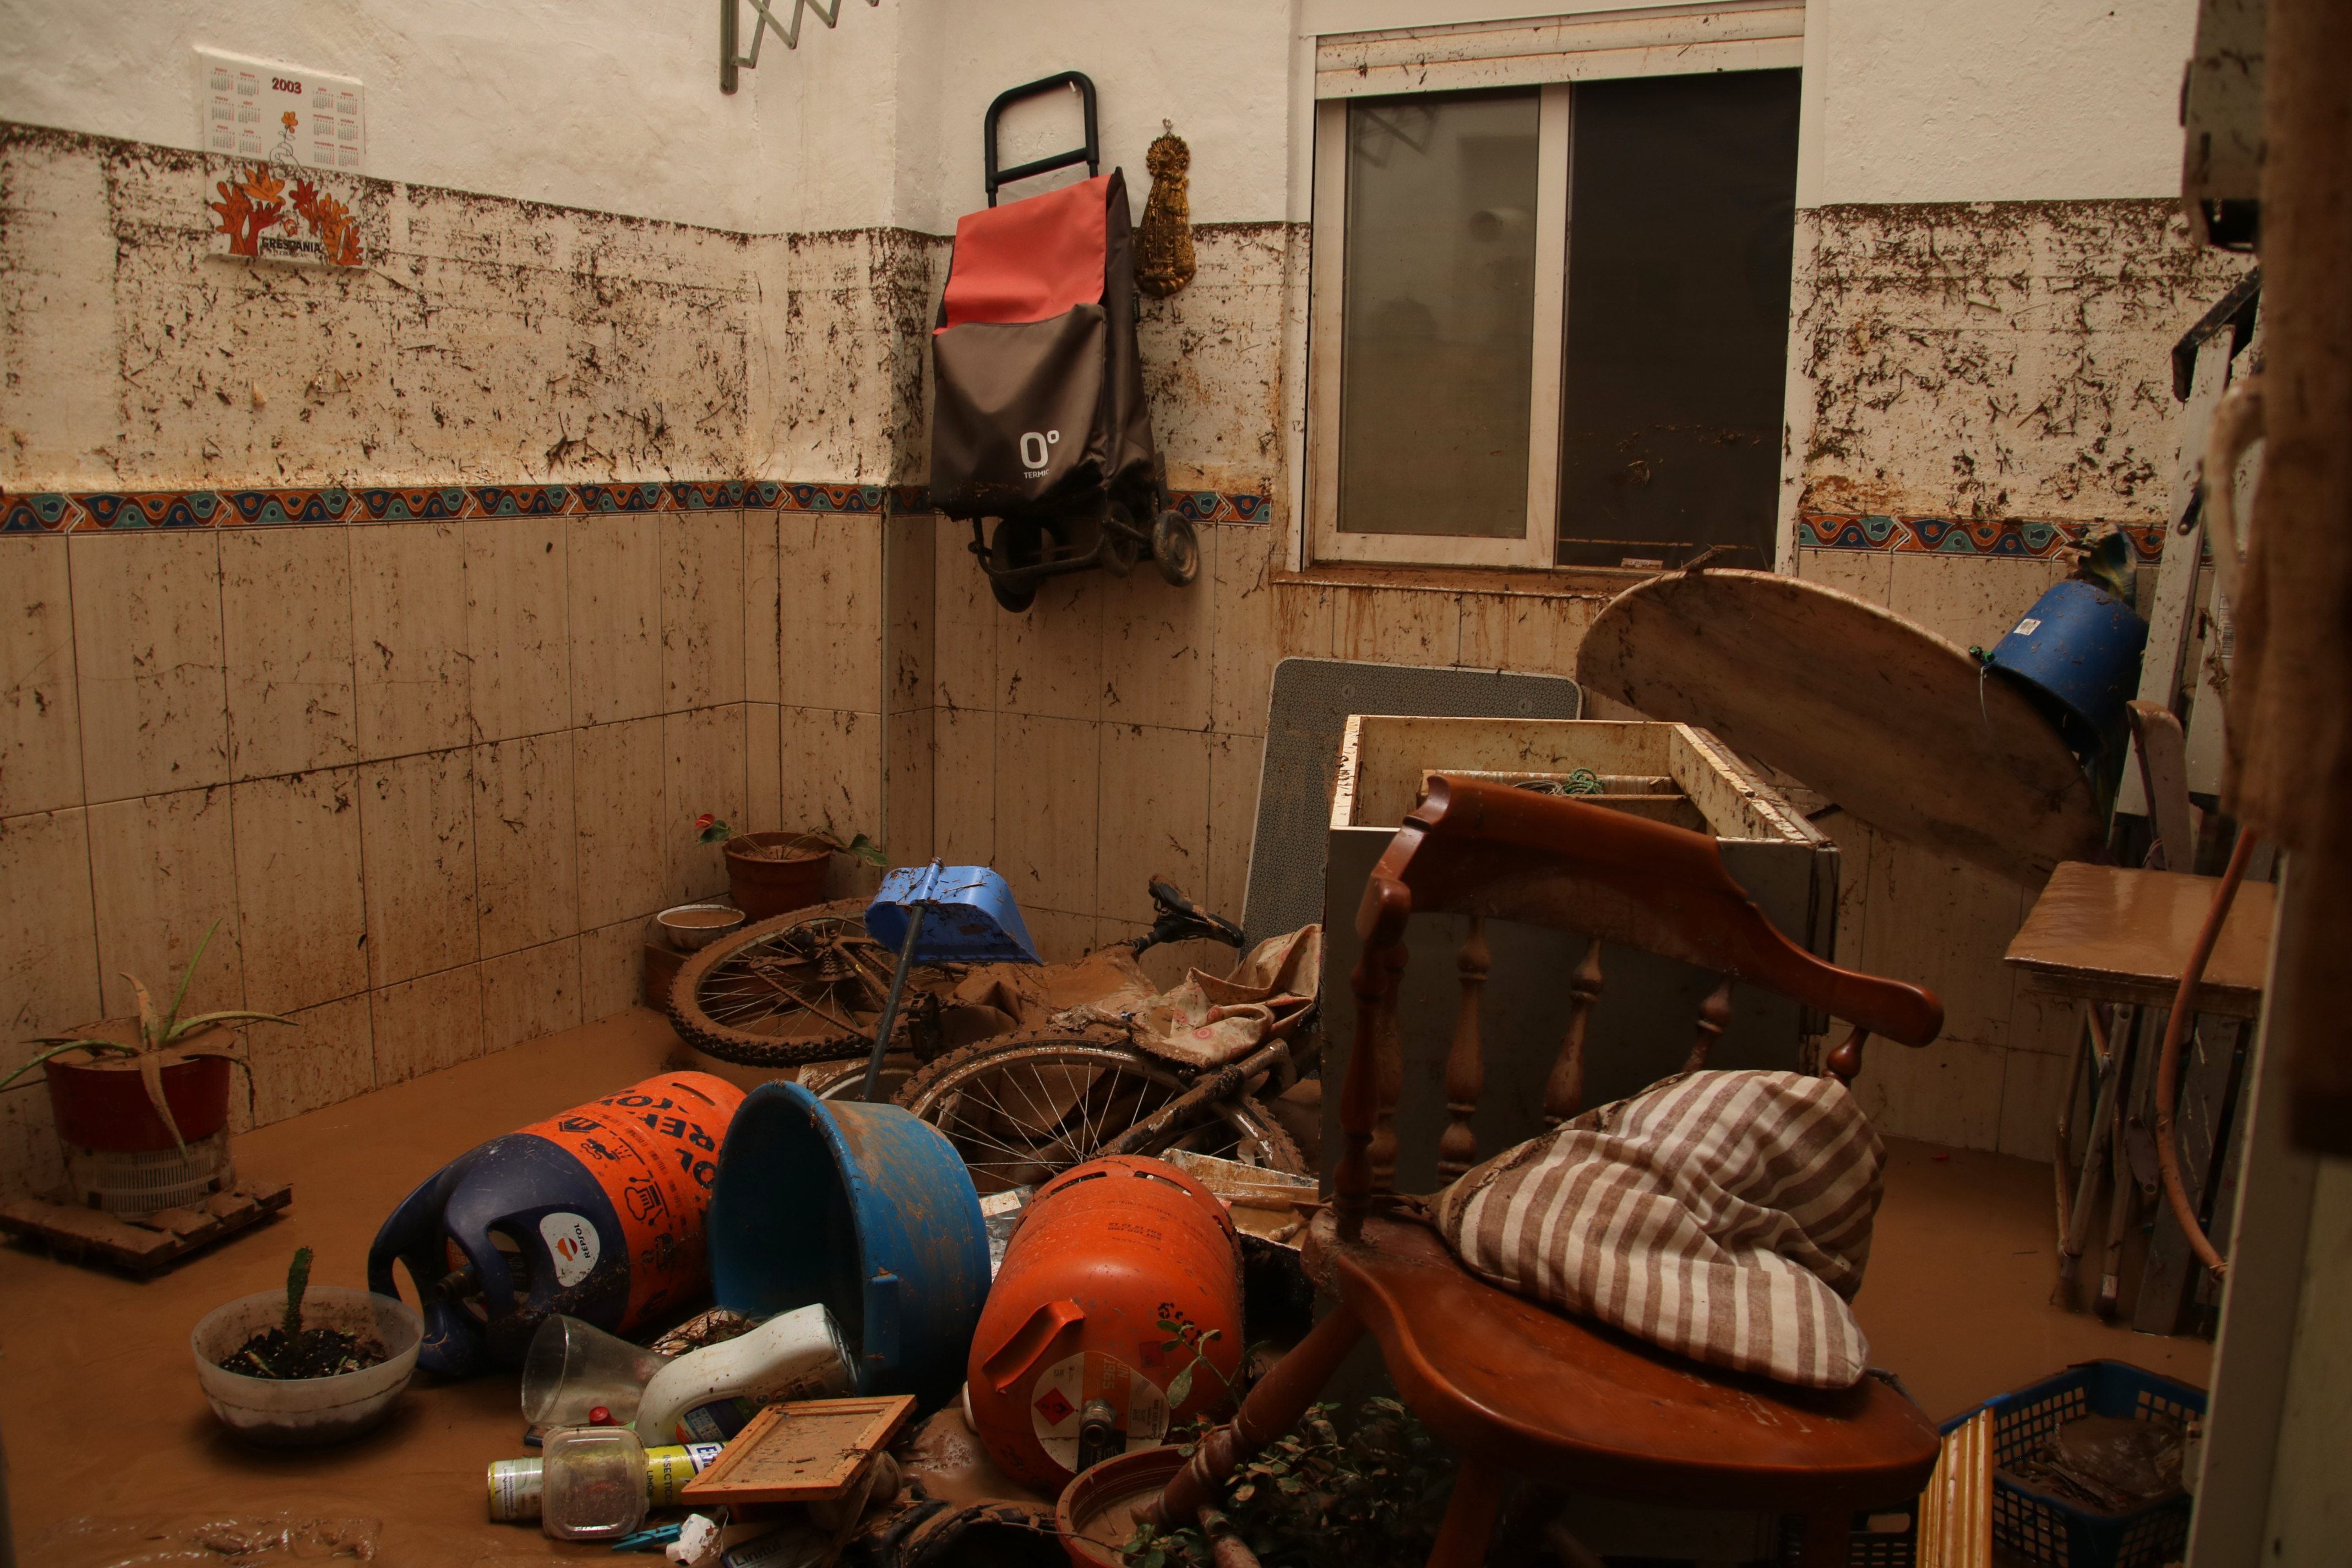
[474,733,580,958]
[358,748,476,987]
[482,935,582,1052]
[569,513,663,727]
[86,785,242,1021]
[352,521,470,762]
[466,517,571,743]
[0,538,84,816]
[663,511,747,711]
[371,963,485,1086]
[0,808,101,1069]
[230,768,366,1015]
[69,530,227,802]
[221,526,357,780]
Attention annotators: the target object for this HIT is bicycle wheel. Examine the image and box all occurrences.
[894,1030,1305,1194]
[795,1055,918,1103]
[668,900,946,1068]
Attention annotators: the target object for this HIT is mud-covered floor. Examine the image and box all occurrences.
[0,1010,2212,1563]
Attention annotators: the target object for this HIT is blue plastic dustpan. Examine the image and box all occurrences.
[864,863,1039,965]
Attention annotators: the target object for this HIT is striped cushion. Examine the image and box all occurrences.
[1431,1070,1883,1389]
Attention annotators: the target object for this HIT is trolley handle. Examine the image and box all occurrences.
[984,70,1099,207]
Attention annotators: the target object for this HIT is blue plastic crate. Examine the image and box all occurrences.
[1972,1360,2204,1568]
[1776,1360,2202,1568]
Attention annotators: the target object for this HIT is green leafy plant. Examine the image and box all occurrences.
[693,813,888,867]
[1157,1316,1255,1410]
[1121,1398,1455,1568]
[1,921,290,1154]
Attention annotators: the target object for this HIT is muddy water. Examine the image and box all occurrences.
[1,1007,2224,1563]
[0,1011,688,1566]
[895,1407,1048,1511]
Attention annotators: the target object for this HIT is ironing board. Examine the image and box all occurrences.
[1575,569,2104,889]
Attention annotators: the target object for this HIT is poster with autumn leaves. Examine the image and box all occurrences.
[209,112,362,266]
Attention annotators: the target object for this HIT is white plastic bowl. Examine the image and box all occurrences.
[192,1286,423,1447]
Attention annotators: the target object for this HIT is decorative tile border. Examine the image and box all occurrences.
[2,481,1275,534]
[1798,510,2165,563]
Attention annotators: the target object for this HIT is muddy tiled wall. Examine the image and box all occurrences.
[891,225,1306,981]
[0,126,924,1197]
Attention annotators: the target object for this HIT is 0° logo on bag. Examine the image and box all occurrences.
[1020,428,1060,477]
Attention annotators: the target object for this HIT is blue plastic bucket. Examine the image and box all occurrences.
[1984,580,2147,758]
[706,1082,988,1408]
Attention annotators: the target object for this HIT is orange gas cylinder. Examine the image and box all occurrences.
[965,1156,1243,1493]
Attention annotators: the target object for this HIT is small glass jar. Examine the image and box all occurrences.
[541,1425,647,1542]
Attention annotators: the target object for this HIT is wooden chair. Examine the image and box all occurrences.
[1145,775,1950,1567]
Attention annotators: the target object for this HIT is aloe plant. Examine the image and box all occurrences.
[693,813,889,867]
[1,921,290,1155]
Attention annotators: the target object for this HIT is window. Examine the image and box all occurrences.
[1309,7,1804,571]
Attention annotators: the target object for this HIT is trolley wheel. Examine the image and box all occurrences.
[667,900,944,1067]
[1151,510,1200,587]
[893,1028,1306,1194]
[988,516,1043,612]
[1101,501,1141,578]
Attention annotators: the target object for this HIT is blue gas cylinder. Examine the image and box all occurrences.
[367,1072,745,1377]
[1983,579,2148,758]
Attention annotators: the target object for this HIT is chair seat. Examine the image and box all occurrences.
[1309,1210,1941,1513]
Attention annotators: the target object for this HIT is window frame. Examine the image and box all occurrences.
[1304,2,1806,572]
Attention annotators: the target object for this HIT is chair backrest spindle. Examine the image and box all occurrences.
[1544,939,1605,1126]
[1683,978,1734,1075]
[1825,1026,1870,1085]
[1436,917,1490,1183]
[1369,938,1407,1199]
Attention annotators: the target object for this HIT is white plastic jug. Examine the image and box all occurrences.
[634,1304,854,1446]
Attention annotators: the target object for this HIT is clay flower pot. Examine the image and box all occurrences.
[724,831,832,920]
[43,1020,236,1153]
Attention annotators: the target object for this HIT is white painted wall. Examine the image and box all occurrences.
[1,0,2198,232]
[895,0,1296,232]
[1807,0,2200,204]
[0,0,904,233]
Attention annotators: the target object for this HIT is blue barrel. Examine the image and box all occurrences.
[706,1082,988,1409]
[1984,580,2147,758]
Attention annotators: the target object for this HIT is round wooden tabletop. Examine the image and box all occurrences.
[1575,569,2104,888]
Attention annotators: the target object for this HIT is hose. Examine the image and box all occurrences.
[2153,831,2257,1280]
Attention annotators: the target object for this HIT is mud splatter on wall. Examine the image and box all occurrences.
[2,126,943,493]
[1796,199,2252,521]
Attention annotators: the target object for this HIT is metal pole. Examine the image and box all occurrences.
[859,904,925,1103]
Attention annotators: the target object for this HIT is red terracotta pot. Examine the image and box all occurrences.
[42,1023,235,1152]
[724,832,831,921]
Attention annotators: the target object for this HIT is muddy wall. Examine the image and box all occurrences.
[0,125,923,1198]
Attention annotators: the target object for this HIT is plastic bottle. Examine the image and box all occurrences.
[487,1441,725,1522]
[368,1071,745,1376]
[635,1304,856,1446]
[541,1426,648,1542]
